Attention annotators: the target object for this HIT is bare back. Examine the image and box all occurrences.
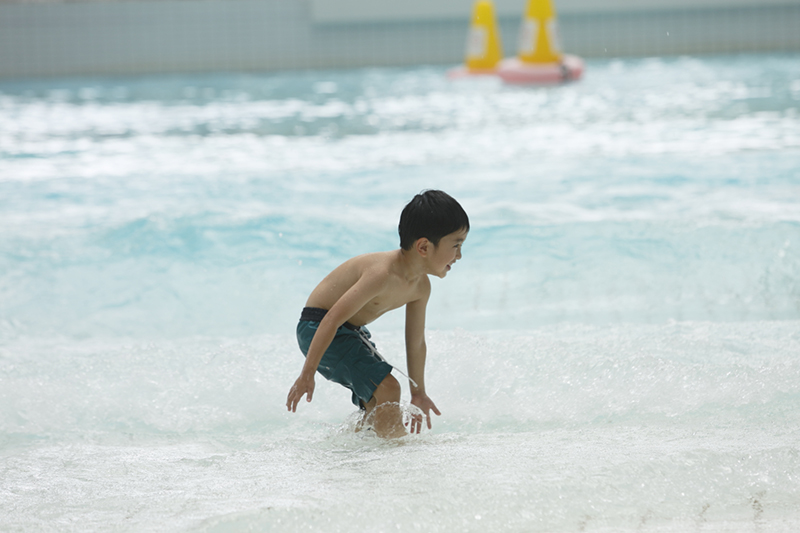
[305,250,430,326]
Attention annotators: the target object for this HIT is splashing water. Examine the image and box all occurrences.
[1,54,799,531]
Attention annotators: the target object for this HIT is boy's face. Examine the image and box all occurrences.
[427,227,468,278]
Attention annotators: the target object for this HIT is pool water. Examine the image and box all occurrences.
[1,54,799,532]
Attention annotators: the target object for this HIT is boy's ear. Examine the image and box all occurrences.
[414,238,431,257]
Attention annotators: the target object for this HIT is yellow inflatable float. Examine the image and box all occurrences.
[447,1,503,78]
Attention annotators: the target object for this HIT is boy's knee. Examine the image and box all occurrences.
[373,374,401,404]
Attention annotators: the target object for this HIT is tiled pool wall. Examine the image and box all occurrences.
[1,0,798,79]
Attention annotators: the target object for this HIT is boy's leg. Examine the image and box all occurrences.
[362,373,406,439]
[299,319,404,437]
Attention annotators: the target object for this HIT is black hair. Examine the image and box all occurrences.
[398,190,470,250]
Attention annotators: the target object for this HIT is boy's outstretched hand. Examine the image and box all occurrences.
[286,373,315,412]
[408,393,441,433]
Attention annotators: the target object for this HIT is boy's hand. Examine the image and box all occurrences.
[408,393,441,433]
[286,373,315,412]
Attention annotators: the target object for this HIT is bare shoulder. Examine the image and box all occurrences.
[345,251,397,281]
[349,250,395,268]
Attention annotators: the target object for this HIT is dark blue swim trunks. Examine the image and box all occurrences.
[296,307,393,408]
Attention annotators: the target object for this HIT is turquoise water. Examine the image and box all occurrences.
[1,54,799,531]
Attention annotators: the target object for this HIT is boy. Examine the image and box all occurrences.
[286,190,469,438]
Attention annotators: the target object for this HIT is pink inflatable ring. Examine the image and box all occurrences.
[497,54,584,85]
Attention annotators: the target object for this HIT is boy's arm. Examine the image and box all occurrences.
[405,282,440,432]
[286,269,387,412]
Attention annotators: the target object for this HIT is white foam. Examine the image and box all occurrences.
[1,54,800,531]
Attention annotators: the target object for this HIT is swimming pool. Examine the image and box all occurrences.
[1,54,799,531]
